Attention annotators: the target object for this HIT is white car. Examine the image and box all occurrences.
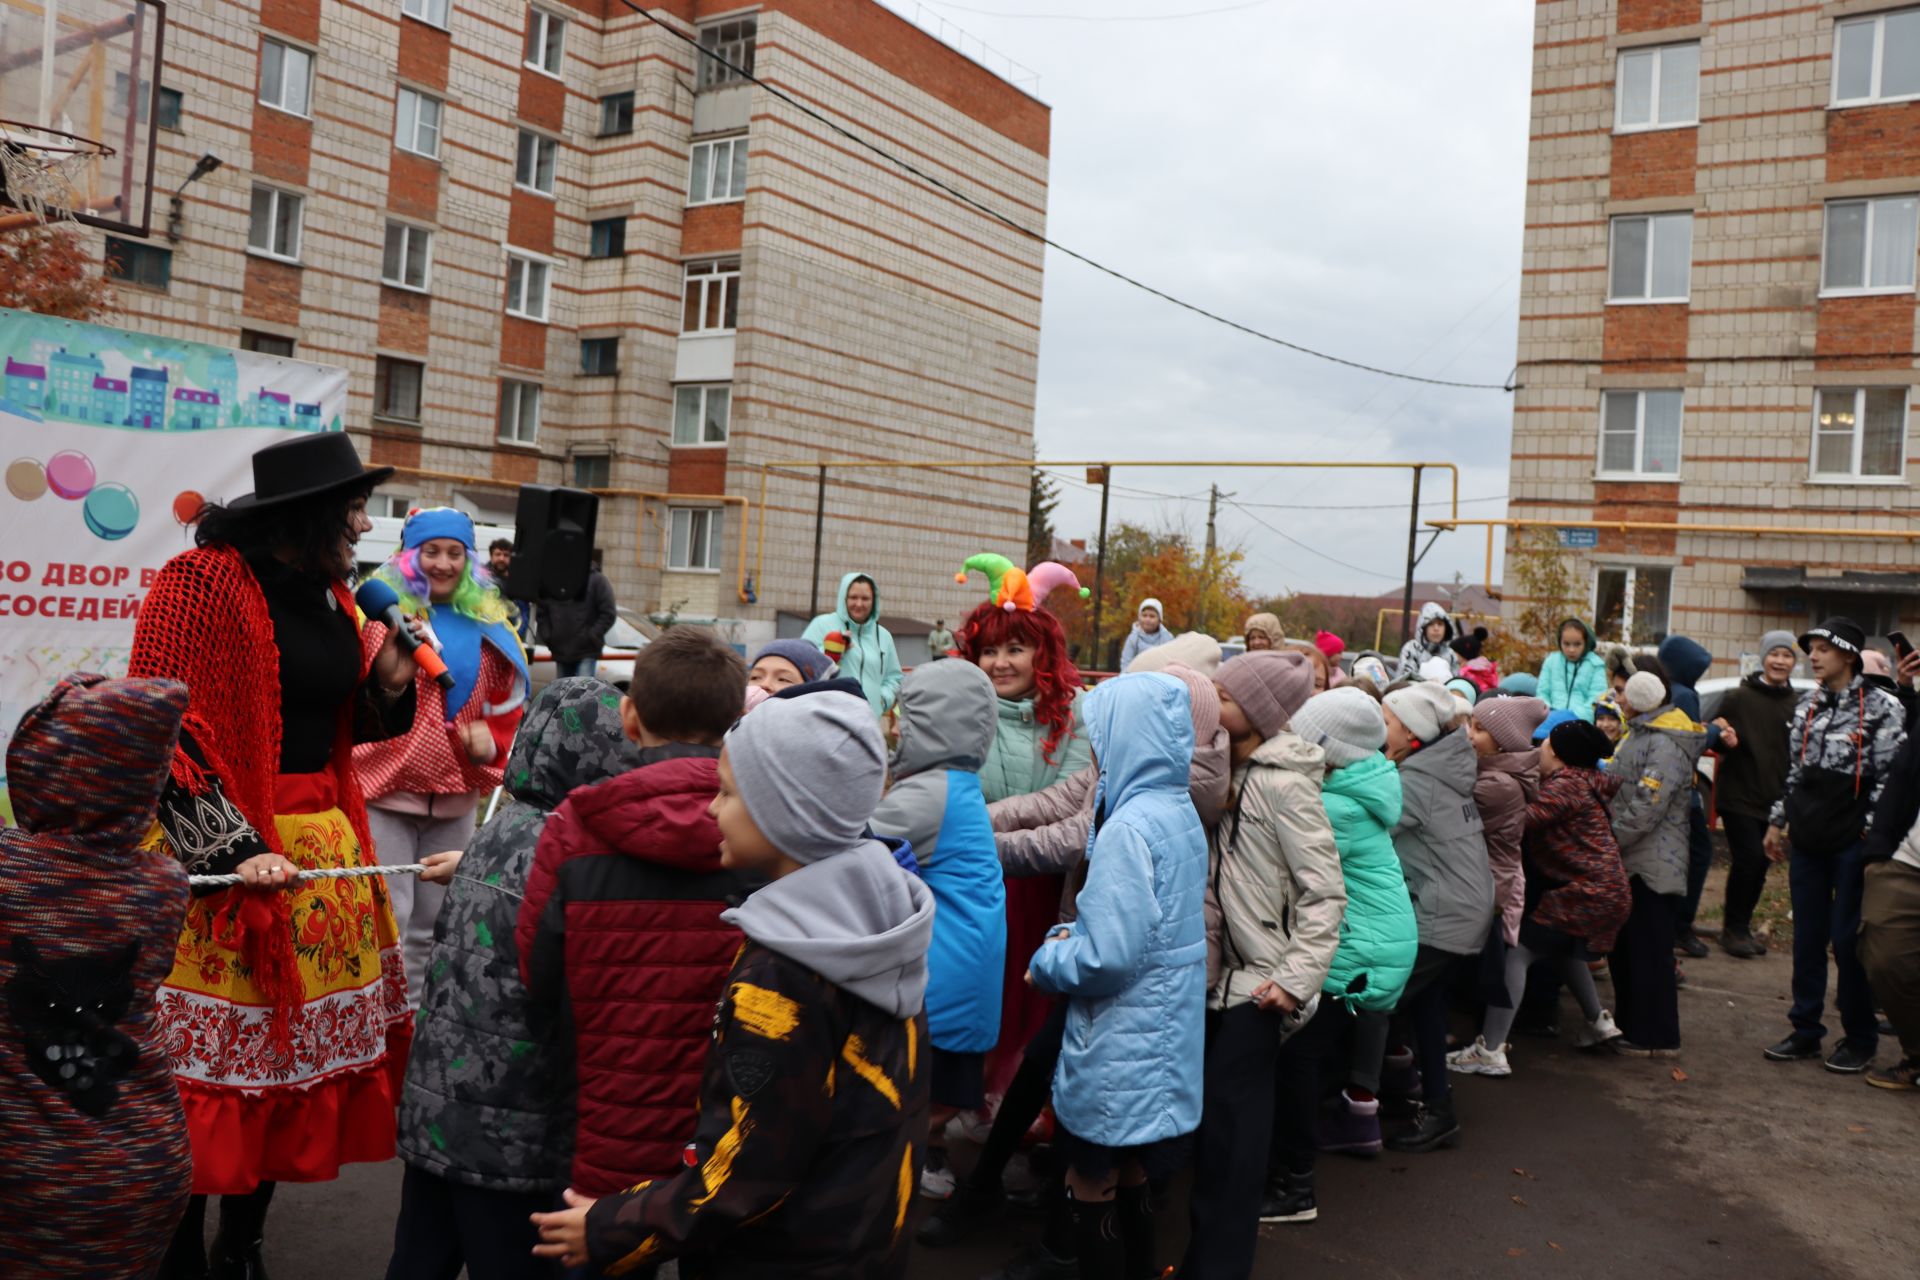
[1695,674,1817,724]
[528,608,656,691]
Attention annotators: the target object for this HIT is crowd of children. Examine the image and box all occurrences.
[9,540,1920,1280]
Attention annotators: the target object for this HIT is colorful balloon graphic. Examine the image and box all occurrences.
[5,457,46,501]
[82,482,140,541]
[46,450,96,501]
[173,490,205,525]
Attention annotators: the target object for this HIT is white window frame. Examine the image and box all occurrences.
[373,356,424,423]
[1811,386,1910,483]
[524,7,565,77]
[401,0,450,29]
[1832,8,1920,108]
[381,221,433,292]
[1593,566,1673,648]
[1607,212,1692,303]
[504,251,551,322]
[680,258,740,335]
[1614,41,1700,132]
[687,135,748,206]
[498,379,541,445]
[1597,389,1684,480]
[258,39,313,118]
[395,87,443,159]
[246,184,304,263]
[672,384,730,446]
[515,129,558,196]
[1820,195,1920,296]
[668,506,722,572]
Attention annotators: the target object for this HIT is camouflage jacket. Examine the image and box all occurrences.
[584,942,930,1279]
[396,678,641,1192]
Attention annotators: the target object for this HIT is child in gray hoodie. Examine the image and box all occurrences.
[531,691,936,1280]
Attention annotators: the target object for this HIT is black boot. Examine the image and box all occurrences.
[159,1196,209,1280]
[1385,1099,1459,1153]
[915,1177,1004,1248]
[1115,1183,1157,1280]
[1066,1192,1123,1280]
[209,1183,275,1280]
[1258,1168,1317,1223]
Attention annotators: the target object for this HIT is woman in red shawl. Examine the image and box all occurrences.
[130,433,419,1279]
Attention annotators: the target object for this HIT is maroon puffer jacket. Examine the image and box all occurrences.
[517,745,748,1196]
[1522,765,1631,955]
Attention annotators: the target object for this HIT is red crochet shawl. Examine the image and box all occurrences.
[127,545,379,1025]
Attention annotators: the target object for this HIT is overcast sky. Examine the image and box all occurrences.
[879,0,1535,603]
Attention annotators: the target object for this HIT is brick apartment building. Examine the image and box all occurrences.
[1514,0,1920,672]
[105,0,1049,645]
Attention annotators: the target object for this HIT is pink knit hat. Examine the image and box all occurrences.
[1214,650,1313,740]
[1314,630,1345,662]
[1473,695,1549,753]
[1163,660,1221,746]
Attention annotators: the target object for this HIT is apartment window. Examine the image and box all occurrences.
[395,88,443,158]
[668,507,721,571]
[1616,41,1699,130]
[697,17,756,89]
[240,329,295,356]
[372,493,415,519]
[498,379,541,444]
[157,86,183,131]
[259,39,313,117]
[1608,212,1691,302]
[105,237,171,290]
[672,384,730,445]
[573,453,610,488]
[600,92,635,137]
[247,185,303,262]
[1594,567,1672,647]
[1822,196,1919,294]
[588,216,626,259]
[1599,389,1683,478]
[1834,8,1920,106]
[688,135,747,205]
[515,129,557,195]
[402,0,450,28]
[524,8,565,76]
[681,259,740,334]
[580,337,620,376]
[505,253,550,321]
[381,221,432,291]
[1813,387,1907,480]
[374,356,424,422]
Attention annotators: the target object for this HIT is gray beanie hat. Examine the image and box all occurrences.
[723,690,885,864]
[1759,629,1797,659]
[1383,681,1458,745]
[1623,670,1667,717]
[1291,687,1386,768]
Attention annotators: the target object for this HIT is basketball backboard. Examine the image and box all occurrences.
[0,0,164,236]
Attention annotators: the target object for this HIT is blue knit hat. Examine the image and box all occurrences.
[1498,672,1539,697]
[752,638,835,685]
[401,506,475,551]
[1533,708,1579,744]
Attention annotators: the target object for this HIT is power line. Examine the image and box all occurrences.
[621,1,1514,393]
[1223,500,1402,582]
[920,0,1272,21]
[1042,470,1508,512]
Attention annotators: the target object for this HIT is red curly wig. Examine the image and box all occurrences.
[957,600,1083,764]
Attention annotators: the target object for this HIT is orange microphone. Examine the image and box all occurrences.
[355,578,455,690]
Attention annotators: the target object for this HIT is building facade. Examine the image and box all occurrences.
[1514,0,1920,672]
[107,0,1049,646]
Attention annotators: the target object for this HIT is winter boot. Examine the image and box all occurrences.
[1258,1169,1318,1223]
[1066,1192,1123,1280]
[1385,1098,1460,1153]
[1314,1089,1382,1156]
[1115,1183,1159,1279]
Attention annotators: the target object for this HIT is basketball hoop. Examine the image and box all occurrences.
[0,119,115,229]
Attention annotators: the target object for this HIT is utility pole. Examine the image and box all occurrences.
[1400,465,1424,645]
[1198,483,1225,634]
[1089,465,1110,670]
[808,465,826,617]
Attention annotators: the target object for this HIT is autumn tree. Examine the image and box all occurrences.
[0,225,115,320]
[1026,468,1061,567]
[1483,527,1585,677]
[1063,521,1254,670]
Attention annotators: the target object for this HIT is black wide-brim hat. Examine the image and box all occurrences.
[1800,617,1866,658]
[225,432,395,512]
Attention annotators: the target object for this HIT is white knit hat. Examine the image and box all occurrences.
[1291,687,1386,768]
[1623,670,1667,716]
[1128,630,1223,677]
[1383,682,1458,745]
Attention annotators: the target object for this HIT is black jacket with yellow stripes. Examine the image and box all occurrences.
[584,941,931,1279]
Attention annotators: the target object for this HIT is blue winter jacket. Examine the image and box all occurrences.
[1657,635,1722,751]
[870,661,1005,1054]
[1029,673,1207,1149]
[1536,618,1610,721]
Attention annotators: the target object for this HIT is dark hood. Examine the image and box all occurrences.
[504,676,644,810]
[565,753,726,874]
[9,673,189,842]
[1559,616,1598,660]
[1656,635,1713,690]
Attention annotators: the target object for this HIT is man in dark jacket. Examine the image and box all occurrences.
[537,549,617,679]
[517,629,750,1198]
[1763,619,1906,1075]
[1708,630,1802,958]
[1859,646,1920,1091]
[1656,635,1720,957]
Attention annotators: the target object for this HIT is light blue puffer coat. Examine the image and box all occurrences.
[1536,618,1610,721]
[1029,673,1207,1149]
[801,570,904,717]
[870,661,1005,1054]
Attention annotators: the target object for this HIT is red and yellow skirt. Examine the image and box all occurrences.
[152,772,411,1195]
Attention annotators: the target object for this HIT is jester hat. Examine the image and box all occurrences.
[956,554,1090,612]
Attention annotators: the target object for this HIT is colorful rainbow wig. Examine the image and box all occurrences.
[958,600,1082,764]
[375,545,513,626]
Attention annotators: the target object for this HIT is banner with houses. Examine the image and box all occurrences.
[0,307,350,820]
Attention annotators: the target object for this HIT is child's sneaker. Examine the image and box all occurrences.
[1576,1009,1623,1049]
[1314,1089,1382,1156]
[919,1147,956,1200]
[1445,1036,1511,1077]
[1258,1170,1317,1223]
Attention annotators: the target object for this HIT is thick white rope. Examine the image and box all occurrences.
[187,863,428,889]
